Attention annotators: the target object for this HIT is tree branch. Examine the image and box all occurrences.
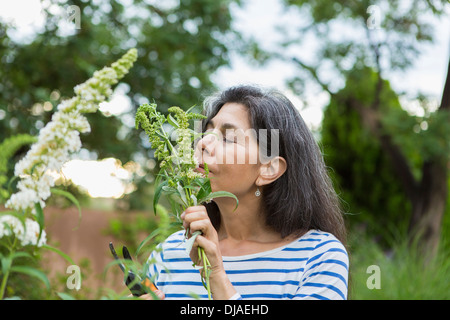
[291,57,334,96]
[439,57,450,111]
[349,98,419,201]
[363,17,384,112]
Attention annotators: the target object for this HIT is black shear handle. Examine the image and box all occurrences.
[109,242,157,296]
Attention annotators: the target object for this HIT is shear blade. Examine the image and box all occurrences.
[109,242,126,272]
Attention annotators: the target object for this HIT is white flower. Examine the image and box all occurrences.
[22,218,47,247]
[0,215,24,239]
[0,215,46,247]
[5,48,138,213]
[6,189,39,212]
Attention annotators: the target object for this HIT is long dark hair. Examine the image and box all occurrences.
[201,85,346,244]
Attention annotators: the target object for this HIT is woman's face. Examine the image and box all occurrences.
[195,103,261,197]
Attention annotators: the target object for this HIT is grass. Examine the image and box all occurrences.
[348,232,450,300]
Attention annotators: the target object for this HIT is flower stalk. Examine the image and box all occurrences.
[136,103,238,300]
[1,48,138,299]
[5,48,137,216]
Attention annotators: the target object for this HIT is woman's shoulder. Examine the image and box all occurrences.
[299,229,346,247]
[289,229,348,259]
[294,230,349,299]
[296,229,349,267]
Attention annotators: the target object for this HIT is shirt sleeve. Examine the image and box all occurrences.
[295,237,349,300]
[146,244,163,285]
[228,292,243,300]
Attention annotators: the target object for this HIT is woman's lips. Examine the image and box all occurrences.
[195,165,205,174]
[195,163,213,174]
[195,167,205,174]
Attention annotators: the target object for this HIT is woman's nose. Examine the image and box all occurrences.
[196,132,216,157]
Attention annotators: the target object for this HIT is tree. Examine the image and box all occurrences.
[0,0,243,208]
[321,66,412,244]
[278,0,450,256]
[0,0,241,163]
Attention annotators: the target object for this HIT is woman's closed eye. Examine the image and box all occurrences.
[223,134,236,143]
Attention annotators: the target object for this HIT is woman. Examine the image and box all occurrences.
[146,85,348,300]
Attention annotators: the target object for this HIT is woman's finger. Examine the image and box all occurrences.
[181,206,211,234]
[193,235,223,274]
[184,205,208,215]
[137,290,165,300]
[182,206,208,221]
[188,219,212,236]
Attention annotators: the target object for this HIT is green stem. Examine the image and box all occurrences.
[199,247,211,300]
[160,125,183,174]
[0,238,16,300]
[185,189,211,299]
[0,269,10,300]
[185,186,192,206]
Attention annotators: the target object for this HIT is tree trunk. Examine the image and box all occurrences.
[294,55,450,257]
[408,161,448,258]
[407,58,450,257]
[352,58,450,257]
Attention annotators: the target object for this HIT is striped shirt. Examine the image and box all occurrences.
[147,229,349,300]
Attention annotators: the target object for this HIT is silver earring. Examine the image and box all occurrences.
[255,187,261,197]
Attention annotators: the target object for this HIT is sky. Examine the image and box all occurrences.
[1,0,448,125]
[214,0,450,126]
[1,0,449,198]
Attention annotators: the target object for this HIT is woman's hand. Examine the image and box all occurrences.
[180,205,237,299]
[181,205,222,275]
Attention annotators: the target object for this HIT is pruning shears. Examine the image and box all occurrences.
[109,242,158,296]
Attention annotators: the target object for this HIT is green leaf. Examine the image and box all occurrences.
[135,228,161,256]
[11,251,33,262]
[57,292,76,300]
[167,114,180,129]
[6,175,19,196]
[34,202,44,242]
[42,244,75,265]
[194,178,212,202]
[169,199,182,221]
[176,182,188,206]
[185,104,197,113]
[1,256,12,275]
[168,192,188,207]
[10,266,50,289]
[50,188,82,230]
[161,185,177,193]
[200,191,239,211]
[0,210,19,216]
[153,180,168,215]
[185,230,202,255]
[190,194,197,206]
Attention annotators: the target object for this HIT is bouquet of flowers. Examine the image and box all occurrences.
[135,103,238,300]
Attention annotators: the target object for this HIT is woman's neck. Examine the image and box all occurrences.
[214,194,280,243]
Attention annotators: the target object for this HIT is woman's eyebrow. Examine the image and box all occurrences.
[206,119,240,130]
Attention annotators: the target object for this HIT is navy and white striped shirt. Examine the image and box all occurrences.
[147,229,349,300]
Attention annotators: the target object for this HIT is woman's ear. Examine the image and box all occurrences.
[256,156,287,186]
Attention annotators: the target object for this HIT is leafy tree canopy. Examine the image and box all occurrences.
[0,0,242,164]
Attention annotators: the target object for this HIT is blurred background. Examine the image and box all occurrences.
[0,0,449,299]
